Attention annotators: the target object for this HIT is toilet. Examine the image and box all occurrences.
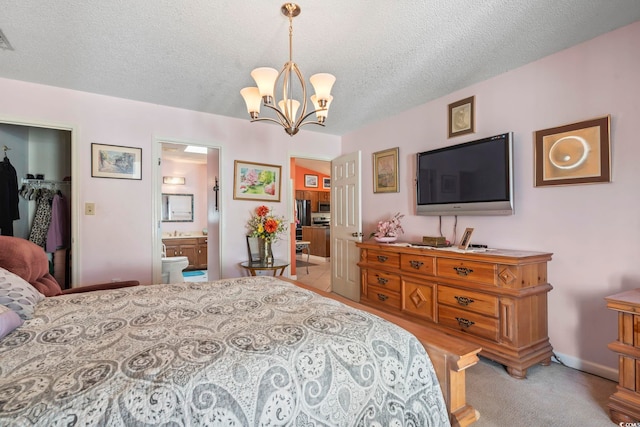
[161,244,189,283]
[161,256,189,283]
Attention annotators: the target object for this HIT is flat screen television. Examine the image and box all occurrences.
[416,132,514,216]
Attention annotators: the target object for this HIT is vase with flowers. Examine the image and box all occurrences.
[247,205,288,264]
[370,212,404,243]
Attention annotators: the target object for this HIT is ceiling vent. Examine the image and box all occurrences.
[0,29,14,51]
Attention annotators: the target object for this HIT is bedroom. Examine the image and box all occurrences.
[1,2,639,424]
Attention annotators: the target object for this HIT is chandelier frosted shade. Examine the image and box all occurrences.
[240,3,335,136]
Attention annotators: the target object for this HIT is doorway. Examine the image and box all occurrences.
[291,156,331,289]
[152,140,221,284]
[0,120,76,287]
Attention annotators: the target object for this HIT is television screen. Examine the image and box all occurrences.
[416,133,514,216]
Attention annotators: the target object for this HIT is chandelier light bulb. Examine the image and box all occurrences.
[251,67,279,102]
[310,73,336,101]
[240,87,261,118]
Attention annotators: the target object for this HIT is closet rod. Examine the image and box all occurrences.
[21,178,71,185]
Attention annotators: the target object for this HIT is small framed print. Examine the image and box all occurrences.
[459,227,474,250]
[448,96,475,138]
[91,143,142,180]
[304,174,318,188]
[233,160,282,202]
[373,147,399,193]
[323,177,331,189]
[534,115,611,187]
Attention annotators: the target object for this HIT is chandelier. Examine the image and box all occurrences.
[240,3,336,136]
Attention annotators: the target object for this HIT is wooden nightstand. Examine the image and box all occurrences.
[606,289,640,423]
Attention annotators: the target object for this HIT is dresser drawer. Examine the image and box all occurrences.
[438,285,498,317]
[437,258,497,285]
[363,284,401,310]
[367,271,401,293]
[400,253,435,275]
[367,250,400,268]
[438,305,499,342]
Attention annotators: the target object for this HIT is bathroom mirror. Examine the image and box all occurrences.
[162,193,194,222]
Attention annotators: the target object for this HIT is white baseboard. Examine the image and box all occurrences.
[552,351,617,382]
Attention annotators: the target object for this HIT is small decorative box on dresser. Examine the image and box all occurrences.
[356,242,554,379]
[605,289,640,424]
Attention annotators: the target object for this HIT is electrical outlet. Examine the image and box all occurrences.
[85,202,95,215]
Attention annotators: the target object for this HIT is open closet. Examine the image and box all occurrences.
[0,124,72,288]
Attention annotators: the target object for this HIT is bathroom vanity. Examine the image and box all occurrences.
[162,236,207,270]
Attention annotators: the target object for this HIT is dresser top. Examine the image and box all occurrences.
[356,241,553,263]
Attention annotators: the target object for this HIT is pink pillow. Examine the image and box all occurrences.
[0,236,62,296]
[0,305,23,339]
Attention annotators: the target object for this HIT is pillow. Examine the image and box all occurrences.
[0,305,23,339]
[0,267,45,320]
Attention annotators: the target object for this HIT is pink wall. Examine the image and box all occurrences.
[0,78,341,285]
[161,158,207,234]
[342,21,640,378]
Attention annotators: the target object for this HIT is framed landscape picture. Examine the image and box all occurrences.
[91,143,142,180]
[323,177,331,189]
[373,147,399,193]
[233,160,282,202]
[304,174,318,188]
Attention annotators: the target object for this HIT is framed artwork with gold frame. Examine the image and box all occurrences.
[534,115,611,187]
[448,96,475,138]
[373,147,399,193]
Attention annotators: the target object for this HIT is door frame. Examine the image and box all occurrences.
[289,155,333,279]
[0,116,79,285]
[151,137,223,284]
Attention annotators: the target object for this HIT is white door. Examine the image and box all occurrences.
[331,151,362,301]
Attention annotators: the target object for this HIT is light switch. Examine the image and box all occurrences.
[85,202,95,215]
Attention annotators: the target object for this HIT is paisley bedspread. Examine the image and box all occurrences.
[0,276,449,426]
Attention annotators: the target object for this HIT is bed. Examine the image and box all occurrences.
[0,276,479,426]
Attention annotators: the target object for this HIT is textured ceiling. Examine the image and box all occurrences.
[1,1,639,136]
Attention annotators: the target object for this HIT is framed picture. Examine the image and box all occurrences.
[304,174,318,188]
[91,143,142,180]
[448,96,475,138]
[233,160,282,202]
[534,115,611,187]
[459,227,474,250]
[323,177,331,189]
[373,147,399,193]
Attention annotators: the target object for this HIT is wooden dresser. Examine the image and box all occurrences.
[605,289,640,423]
[356,242,553,378]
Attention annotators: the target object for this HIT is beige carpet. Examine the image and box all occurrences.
[467,357,617,426]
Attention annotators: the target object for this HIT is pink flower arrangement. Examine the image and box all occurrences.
[371,212,404,238]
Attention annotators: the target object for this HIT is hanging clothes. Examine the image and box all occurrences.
[0,155,19,236]
[46,192,68,253]
[28,189,54,248]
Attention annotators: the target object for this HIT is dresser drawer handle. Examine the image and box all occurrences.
[455,317,475,328]
[409,260,424,269]
[377,293,388,302]
[454,296,475,306]
[453,266,474,276]
[376,255,388,262]
[376,277,388,285]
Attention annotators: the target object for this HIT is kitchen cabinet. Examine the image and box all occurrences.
[162,237,207,270]
[302,226,330,258]
[295,190,329,212]
[357,242,553,379]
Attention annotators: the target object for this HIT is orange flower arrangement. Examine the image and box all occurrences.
[247,205,287,242]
